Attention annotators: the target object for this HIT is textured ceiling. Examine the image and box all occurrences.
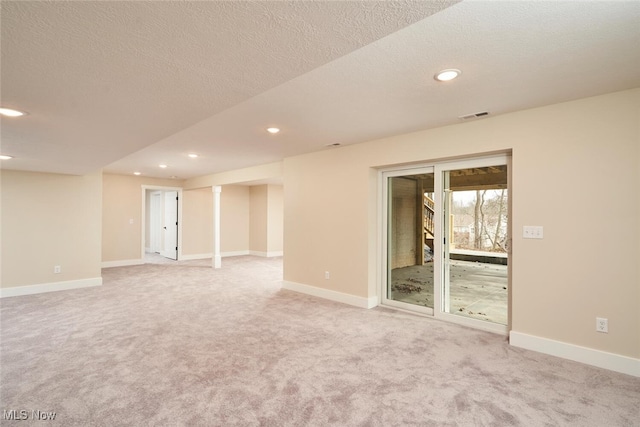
[1,0,639,180]
[0,0,457,176]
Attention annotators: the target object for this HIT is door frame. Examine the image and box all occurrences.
[379,154,511,335]
[141,185,183,261]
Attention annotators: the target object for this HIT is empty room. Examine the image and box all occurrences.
[1,1,639,425]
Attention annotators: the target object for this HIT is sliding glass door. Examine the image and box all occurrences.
[383,155,510,333]
[383,168,435,315]
[439,163,509,327]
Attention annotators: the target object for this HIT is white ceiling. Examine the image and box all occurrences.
[2,1,639,180]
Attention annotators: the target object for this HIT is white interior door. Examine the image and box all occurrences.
[161,191,178,260]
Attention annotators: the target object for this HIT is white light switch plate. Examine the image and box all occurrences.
[523,226,543,239]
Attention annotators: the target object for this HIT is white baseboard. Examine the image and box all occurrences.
[181,251,251,260]
[184,250,280,259]
[180,253,212,261]
[110,252,257,263]
[510,331,640,377]
[223,251,250,258]
[0,277,102,298]
[282,281,377,309]
[101,259,144,268]
[250,250,283,258]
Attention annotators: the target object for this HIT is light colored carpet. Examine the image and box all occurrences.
[1,256,638,426]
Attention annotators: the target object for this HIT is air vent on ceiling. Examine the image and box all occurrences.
[459,111,489,120]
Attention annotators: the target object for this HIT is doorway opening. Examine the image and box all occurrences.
[381,155,510,334]
[142,186,183,262]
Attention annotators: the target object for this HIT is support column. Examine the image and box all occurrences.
[212,186,222,269]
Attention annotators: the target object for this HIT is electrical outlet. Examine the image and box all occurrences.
[596,317,608,333]
[325,271,330,280]
[54,265,61,274]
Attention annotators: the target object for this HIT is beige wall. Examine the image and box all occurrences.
[283,89,640,359]
[1,170,102,288]
[220,185,250,254]
[181,187,213,256]
[250,185,268,253]
[267,184,284,254]
[184,161,282,189]
[249,184,283,255]
[102,174,183,262]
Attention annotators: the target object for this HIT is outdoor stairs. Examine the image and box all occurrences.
[424,194,435,250]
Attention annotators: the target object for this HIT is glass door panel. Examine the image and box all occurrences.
[386,171,435,310]
[441,165,508,325]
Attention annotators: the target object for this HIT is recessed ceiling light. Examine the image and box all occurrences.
[0,155,13,160]
[434,69,461,82]
[133,172,141,175]
[159,164,168,168]
[266,127,280,134]
[0,108,27,117]
[188,153,198,158]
